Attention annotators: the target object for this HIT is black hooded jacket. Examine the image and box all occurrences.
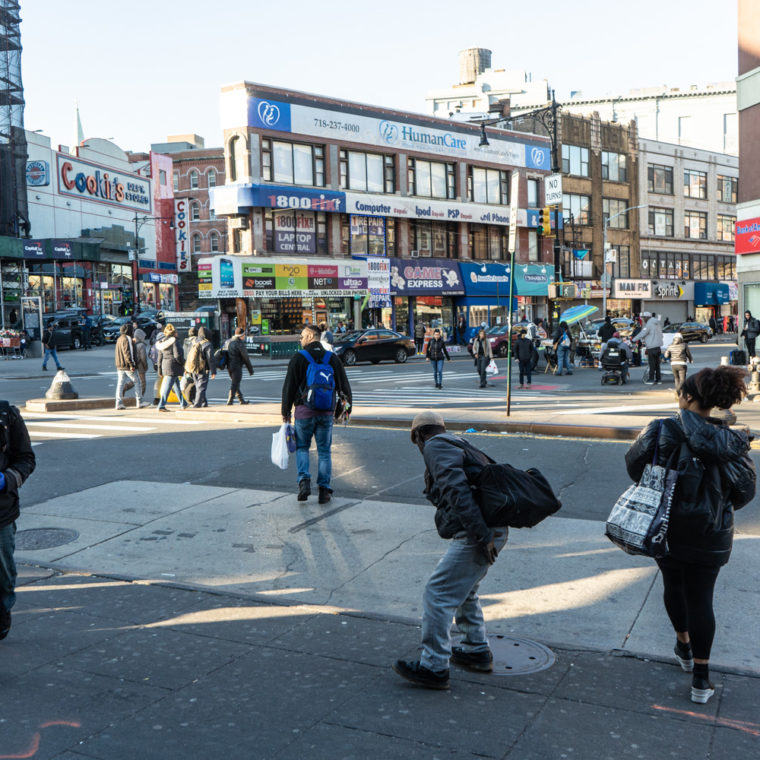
[0,404,36,529]
[625,410,756,566]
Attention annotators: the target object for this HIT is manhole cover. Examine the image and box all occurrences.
[454,634,555,676]
[16,527,79,550]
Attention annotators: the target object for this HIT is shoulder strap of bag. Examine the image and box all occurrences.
[652,419,663,466]
[299,348,317,366]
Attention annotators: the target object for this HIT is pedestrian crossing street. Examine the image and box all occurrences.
[22,412,207,444]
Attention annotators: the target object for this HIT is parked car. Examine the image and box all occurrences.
[332,329,415,365]
[44,311,86,350]
[102,315,160,343]
[585,317,636,339]
[663,320,713,343]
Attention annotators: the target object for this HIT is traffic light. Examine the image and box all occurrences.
[541,207,552,236]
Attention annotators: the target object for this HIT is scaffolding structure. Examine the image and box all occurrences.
[0,0,28,237]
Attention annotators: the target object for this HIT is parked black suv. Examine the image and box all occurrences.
[44,310,86,350]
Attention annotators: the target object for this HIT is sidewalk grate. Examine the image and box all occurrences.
[16,527,79,550]
[454,634,556,676]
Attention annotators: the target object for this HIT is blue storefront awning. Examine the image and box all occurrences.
[459,262,554,297]
[694,282,730,306]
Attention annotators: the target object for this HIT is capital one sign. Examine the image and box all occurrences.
[175,199,190,272]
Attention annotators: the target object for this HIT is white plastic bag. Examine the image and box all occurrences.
[486,359,498,375]
[271,423,290,470]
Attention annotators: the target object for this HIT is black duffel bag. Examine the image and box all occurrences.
[474,463,562,528]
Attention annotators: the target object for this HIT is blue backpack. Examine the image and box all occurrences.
[300,349,336,411]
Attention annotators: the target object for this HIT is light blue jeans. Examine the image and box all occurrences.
[557,345,572,374]
[0,521,17,613]
[158,375,188,410]
[295,414,334,489]
[116,369,142,408]
[420,528,508,672]
[42,347,62,369]
[432,359,444,386]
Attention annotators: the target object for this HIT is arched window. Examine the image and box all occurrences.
[190,201,201,221]
[209,231,220,252]
[189,170,199,189]
[208,168,217,187]
[192,233,202,254]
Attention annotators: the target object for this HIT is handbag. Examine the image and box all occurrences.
[486,359,498,375]
[271,423,291,470]
[605,421,677,558]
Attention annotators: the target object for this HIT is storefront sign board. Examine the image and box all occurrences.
[175,199,191,272]
[735,217,760,254]
[613,279,651,299]
[389,258,464,296]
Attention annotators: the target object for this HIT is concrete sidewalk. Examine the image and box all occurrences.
[4,479,759,758]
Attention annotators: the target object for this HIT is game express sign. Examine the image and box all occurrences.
[388,258,464,296]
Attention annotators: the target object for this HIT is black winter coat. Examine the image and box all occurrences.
[426,337,450,362]
[0,404,36,529]
[515,337,538,364]
[625,410,756,566]
[227,336,253,374]
[422,433,496,545]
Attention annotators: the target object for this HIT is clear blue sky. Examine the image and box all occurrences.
[21,0,738,152]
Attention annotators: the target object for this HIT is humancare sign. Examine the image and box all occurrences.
[244,94,551,170]
[56,154,152,213]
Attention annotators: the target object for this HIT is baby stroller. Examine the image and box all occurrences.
[600,345,627,385]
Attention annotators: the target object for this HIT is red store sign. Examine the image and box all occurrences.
[735,217,760,254]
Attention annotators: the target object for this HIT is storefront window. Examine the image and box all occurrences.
[260,297,310,334]
[264,210,327,254]
[141,283,156,308]
[26,274,55,312]
[159,284,175,310]
[414,296,454,339]
[393,296,409,334]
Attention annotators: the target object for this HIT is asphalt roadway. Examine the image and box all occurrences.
[1,339,759,758]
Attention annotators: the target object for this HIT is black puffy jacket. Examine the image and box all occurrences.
[422,433,496,545]
[0,404,36,529]
[625,410,756,566]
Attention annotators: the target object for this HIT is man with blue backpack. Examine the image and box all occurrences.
[281,323,352,504]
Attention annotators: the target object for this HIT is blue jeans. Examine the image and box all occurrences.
[295,414,334,489]
[0,522,17,613]
[42,347,62,369]
[158,375,188,409]
[431,359,444,386]
[557,345,572,374]
[420,528,508,672]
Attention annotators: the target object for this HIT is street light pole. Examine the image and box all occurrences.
[602,203,647,319]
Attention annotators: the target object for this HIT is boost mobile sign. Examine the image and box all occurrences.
[245,94,550,170]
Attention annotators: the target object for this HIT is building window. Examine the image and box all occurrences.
[692,254,714,281]
[684,210,707,239]
[208,169,217,187]
[561,144,589,176]
[602,198,629,228]
[408,158,455,199]
[609,245,631,279]
[264,140,325,187]
[264,210,327,254]
[348,215,388,256]
[528,230,538,261]
[190,201,201,221]
[229,136,244,182]
[648,207,674,237]
[717,214,736,242]
[684,169,707,199]
[192,233,202,253]
[411,221,459,258]
[468,167,508,204]
[209,207,216,221]
[339,151,394,193]
[602,152,627,182]
[717,175,737,203]
[209,231,220,252]
[189,170,199,189]
[527,179,539,208]
[562,193,591,225]
[232,229,241,253]
[173,172,179,192]
[648,164,673,194]
[159,170,167,186]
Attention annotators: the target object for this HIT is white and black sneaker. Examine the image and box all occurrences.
[691,665,715,704]
[674,640,694,672]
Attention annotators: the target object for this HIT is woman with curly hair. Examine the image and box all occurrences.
[625,366,756,703]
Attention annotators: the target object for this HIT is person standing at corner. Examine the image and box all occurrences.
[82,313,92,350]
[414,320,426,355]
[740,310,760,358]
[426,327,450,389]
[392,411,507,690]
[133,328,149,402]
[636,311,663,384]
[456,313,466,345]
[281,324,352,505]
[471,327,493,388]
[191,326,216,408]
[0,400,36,642]
[155,323,188,412]
[515,329,538,389]
[624,367,755,704]
[40,320,63,372]
[115,323,143,410]
[552,321,573,376]
[226,327,253,405]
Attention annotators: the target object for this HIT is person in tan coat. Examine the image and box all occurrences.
[114,324,143,410]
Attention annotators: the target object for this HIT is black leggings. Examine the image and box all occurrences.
[656,557,721,660]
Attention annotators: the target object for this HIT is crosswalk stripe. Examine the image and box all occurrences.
[25,422,156,432]
[29,431,102,439]
[21,413,204,426]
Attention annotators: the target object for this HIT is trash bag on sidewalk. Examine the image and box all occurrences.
[271,423,292,470]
